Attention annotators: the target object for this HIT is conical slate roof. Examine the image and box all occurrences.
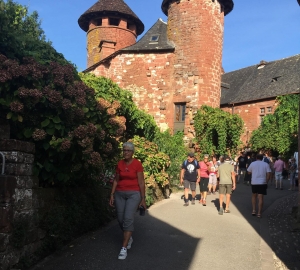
[78,0,144,35]
[161,0,234,16]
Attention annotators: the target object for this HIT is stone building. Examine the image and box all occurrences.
[78,0,299,145]
[221,54,300,144]
[79,0,234,138]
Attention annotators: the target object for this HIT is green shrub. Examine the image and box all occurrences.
[154,130,187,186]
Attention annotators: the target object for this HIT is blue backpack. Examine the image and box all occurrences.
[184,159,198,167]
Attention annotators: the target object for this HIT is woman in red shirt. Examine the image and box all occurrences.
[199,154,211,206]
[109,142,146,260]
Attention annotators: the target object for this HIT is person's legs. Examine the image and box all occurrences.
[252,193,257,213]
[201,178,209,205]
[212,175,217,193]
[218,184,226,214]
[208,175,213,193]
[190,182,196,204]
[257,194,264,216]
[275,172,280,189]
[219,194,224,210]
[279,173,283,189]
[225,194,231,211]
[114,192,127,230]
[122,192,141,241]
[183,180,190,204]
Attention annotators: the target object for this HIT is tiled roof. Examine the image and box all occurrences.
[161,0,234,16]
[122,19,175,52]
[220,54,300,105]
[78,0,144,35]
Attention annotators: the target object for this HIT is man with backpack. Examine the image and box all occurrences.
[180,152,200,206]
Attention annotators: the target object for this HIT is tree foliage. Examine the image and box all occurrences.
[0,54,125,186]
[0,0,70,65]
[250,94,299,158]
[79,73,159,141]
[153,130,187,186]
[194,105,244,156]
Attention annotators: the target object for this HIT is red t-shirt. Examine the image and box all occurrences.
[199,161,210,178]
[116,158,143,191]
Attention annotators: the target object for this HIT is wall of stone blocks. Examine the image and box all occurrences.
[0,136,42,270]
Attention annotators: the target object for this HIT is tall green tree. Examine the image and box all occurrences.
[194,105,244,156]
[250,94,299,158]
[0,0,69,65]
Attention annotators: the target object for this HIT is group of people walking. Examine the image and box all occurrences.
[108,140,297,260]
[180,151,298,217]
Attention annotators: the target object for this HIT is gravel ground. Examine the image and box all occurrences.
[268,193,300,269]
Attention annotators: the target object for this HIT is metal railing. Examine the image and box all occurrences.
[0,152,5,175]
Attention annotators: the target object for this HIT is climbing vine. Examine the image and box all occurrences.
[193,105,244,156]
[250,94,299,158]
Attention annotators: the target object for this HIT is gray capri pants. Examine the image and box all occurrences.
[114,191,141,232]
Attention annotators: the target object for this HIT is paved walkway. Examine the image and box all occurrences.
[31,182,299,270]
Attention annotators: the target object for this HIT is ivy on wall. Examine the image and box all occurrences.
[193,105,244,157]
[250,94,299,158]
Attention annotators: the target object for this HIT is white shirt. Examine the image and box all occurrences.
[247,160,271,185]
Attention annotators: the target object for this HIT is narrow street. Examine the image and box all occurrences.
[31,183,298,270]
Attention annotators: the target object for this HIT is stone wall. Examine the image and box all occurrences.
[0,121,117,269]
[0,137,40,270]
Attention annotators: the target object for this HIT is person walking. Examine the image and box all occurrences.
[109,142,146,260]
[208,155,218,195]
[237,152,248,184]
[247,154,271,218]
[180,152,200,206]
[217,155,236,215]
[199,154,210,206]
[288,157,297,191]
[274,155,285,190]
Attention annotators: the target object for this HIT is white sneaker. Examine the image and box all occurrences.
[118,247,127,260]
[127,237,133,249]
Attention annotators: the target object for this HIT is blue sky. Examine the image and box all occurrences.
[15,0,300,72]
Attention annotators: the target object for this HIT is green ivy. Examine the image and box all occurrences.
[194,105,244,157]
[250,94,299,158]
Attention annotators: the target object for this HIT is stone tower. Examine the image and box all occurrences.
[162,0,233,109]
[78,0,144,68]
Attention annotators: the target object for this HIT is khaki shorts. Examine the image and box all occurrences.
[219,184,232,195]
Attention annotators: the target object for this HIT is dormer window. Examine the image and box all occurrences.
[150,35,160,42]
[271,76,281,82]
[257,60,268,69]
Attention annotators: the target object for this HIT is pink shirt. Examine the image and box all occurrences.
[274,159,285,172]
[199,161,210,178]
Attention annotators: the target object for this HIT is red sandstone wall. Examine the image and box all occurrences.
[221,99,277,144]
[87,26,136,68]
[167,0,224,109]
[92,52,178,131]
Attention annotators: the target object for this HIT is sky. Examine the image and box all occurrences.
[14,0,300,73]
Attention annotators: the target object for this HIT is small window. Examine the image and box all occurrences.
[175,104,186,122]
[109,18,120,26]
[260,108,265,114]
[95,18,102,26]
[267,107,272,113]
[150,35,159,42]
